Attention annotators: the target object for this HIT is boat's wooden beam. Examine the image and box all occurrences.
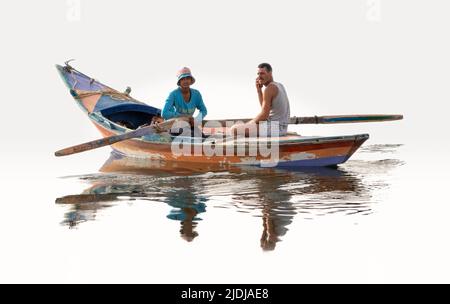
[203,114,403,126]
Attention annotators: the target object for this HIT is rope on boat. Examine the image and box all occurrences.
[64,61,136,101]
[73,89,135,101]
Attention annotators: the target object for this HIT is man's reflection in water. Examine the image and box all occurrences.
[163,177,207,242]
[56,151,402,248]
[234,170,295,251]
[57,153,209,240]
[57,177,207,242]
[231,167,364,251]
[166,202,206,242]
[260,206,292,251]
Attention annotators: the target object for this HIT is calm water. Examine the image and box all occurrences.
[57,146,404,251]
[3,142,450,283]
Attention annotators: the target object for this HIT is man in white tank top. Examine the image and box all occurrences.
[231,63,291,137]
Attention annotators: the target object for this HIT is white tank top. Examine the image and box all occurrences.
[268,82,290,128]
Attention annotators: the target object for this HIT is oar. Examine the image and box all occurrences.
[204,114,403,125]
[289,114,403,124]
[55,117,186,157]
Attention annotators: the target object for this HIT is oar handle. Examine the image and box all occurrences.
[54,126,153,157]
[203,114,403,126]
[54,117,189,157]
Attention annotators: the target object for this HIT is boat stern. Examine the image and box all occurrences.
[274,133,370,168]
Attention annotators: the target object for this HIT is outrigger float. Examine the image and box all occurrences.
[55,62,402,168]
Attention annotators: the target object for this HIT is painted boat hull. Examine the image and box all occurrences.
[56,64,369,168]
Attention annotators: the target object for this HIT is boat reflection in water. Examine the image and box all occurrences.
[56,148,403,250]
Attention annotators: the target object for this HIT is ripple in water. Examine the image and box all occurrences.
[56,144,404,250]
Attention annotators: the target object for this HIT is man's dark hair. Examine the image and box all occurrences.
[258,63,272,72]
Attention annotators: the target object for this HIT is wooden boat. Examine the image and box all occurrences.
[56,62,369,167]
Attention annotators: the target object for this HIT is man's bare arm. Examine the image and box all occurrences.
[256,78,263,106]
[250,84,278,123]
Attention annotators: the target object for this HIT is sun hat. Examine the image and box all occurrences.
[176,67,195,85]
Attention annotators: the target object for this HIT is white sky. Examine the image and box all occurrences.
[0,0,449,156]
[1,0,450,284]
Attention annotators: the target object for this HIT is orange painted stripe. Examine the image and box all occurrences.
[92,122,358,164]
[77,92,102,113]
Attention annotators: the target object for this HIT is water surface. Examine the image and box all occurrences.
[56,145,404,251]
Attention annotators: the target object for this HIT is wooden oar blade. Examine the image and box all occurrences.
[291,114,403,124]
[54,117,187,157]
[54,126,155,157]
[321,114,403,124]
[55,137,112,157]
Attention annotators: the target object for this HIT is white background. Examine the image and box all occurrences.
[2,0,448,153]
[0,0,449,283]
